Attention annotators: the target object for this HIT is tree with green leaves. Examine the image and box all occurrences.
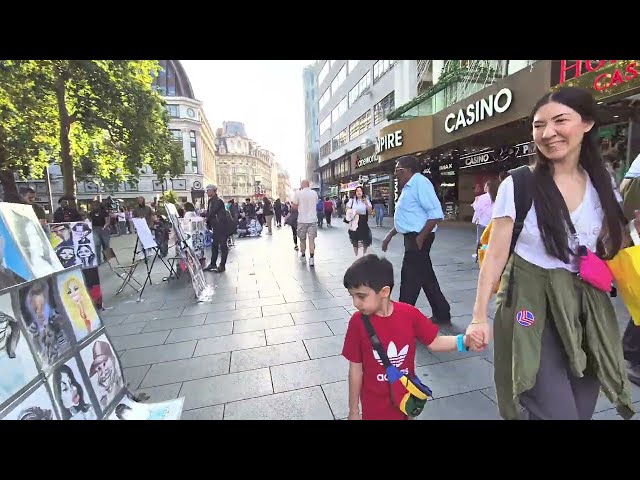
[0,60,59,201]
[0,60,184,205]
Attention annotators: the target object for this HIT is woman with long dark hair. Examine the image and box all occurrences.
[53,364,96,420]
[466,87,635,420]
[345,186,372,257]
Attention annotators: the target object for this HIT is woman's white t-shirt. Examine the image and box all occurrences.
[492,174,605,273]
[348,198,370,215]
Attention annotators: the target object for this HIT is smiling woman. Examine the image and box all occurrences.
[468,86,635,421]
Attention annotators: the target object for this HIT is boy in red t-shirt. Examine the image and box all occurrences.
[341,254,483,420]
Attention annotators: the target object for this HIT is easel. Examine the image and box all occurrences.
[131,235,175,302]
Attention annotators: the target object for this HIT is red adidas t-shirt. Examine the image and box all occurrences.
[341,301,439,420]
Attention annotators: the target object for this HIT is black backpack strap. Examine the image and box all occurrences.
[508,165,533,255]
[505,165,533,307]
[361,314,392,370]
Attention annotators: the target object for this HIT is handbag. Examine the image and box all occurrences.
[607,221,640,325]
[560,207,614,293]
[361,314,432,418]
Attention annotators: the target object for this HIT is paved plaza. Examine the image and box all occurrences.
[98,219,640,420]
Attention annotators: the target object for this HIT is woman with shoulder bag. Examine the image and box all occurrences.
[467,86,635,420]
[345,186,373,257]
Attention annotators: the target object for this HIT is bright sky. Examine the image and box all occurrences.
[181,60,314,185]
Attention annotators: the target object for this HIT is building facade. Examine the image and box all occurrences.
[303,63,321,187]
[214,121,277,204]
[312,60,398,200]
[277,165,292,201]
[45,60,217,209]
[372,60,640,221]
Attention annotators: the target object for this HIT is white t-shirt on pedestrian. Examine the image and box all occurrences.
[626,153,640,179]
[492,173,606,273]
[294,188,319,224]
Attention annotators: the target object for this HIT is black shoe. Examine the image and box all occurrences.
[432,316,452,326]
[213,266,226,273]
[204,264,216,271]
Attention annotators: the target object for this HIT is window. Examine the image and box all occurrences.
[169,129,182,142]
[319,116,331,136]
[332,128,348,151]
[167,105,179,117]
[331,65,347,96]
[189,130,198,174]
[373,91,395,125]
[348,72,371,107]
[152,60,178,96]
[331,97,348,124]
[373,60,397,83]
[320,141,332,158]
[122,179,139,191]
[318,61,329,85]
[349,109,372,140]
[319,88,331,111]
[152,180,165,191]
[348,60,359,73]
[172,179,187,190]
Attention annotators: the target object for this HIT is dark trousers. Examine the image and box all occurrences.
[399,232,450,322]
[623,318,640,365]
[210,239,229,269]
[520,320,600,420]
[291,225,298,246]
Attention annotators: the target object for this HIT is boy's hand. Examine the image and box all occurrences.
[348,410,362,420]
[466,332,486,352]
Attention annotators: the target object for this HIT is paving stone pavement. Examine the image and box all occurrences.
[97,218,637,420]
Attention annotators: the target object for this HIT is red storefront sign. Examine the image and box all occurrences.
[553,60,640,98]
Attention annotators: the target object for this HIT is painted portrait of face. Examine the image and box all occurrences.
[50,224,72,246]
[80,335,123,411]
[56,245,76,268]
[52,359,96,420]
[0,294,39,410]
[20,279,71,369]
[56,269,100,341]
[76,245,96,268]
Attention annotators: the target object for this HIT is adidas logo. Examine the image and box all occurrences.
[373,341,408,368]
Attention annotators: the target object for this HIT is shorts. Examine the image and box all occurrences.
[297,222,317,241]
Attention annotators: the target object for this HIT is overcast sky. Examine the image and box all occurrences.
[181,60,314,185]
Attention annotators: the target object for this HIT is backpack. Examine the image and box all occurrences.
[478,165,533,294]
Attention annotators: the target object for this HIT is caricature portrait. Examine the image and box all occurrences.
[50,223,73,249]
[0,204,63,278]
[80,336,123,410]
[0,294,39,409]
[76,245,96,268]
[51,359,97,420]
[20,279,71,368]
[1,382,57,420]
[71,222,92,245]
[0,217,30,289]
[55,245,77,268]
[56,269,100,340]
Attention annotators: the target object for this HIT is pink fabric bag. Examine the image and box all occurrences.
[578,246,614,292]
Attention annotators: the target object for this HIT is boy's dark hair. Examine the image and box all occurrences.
[343,254,394,293]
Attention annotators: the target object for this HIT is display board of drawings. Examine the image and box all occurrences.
[49,221,100,269]
[0,202,184,420]
[164,203,214,302]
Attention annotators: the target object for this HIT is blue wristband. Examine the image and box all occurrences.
[457,334,468,352]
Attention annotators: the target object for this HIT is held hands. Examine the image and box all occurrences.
[348,410,362,420]
[465,321,491,351]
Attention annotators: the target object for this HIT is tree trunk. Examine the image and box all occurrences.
[0,168,20,202]
[54,74,76,208]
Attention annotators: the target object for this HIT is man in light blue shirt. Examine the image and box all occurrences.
[382,155,451,324]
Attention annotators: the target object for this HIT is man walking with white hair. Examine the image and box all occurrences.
[292,179,319,266]
[203,184,230,273]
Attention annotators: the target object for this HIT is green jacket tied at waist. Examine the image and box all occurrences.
[493,254,635,420]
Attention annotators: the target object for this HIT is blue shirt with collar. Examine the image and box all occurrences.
[394,173,444,234]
